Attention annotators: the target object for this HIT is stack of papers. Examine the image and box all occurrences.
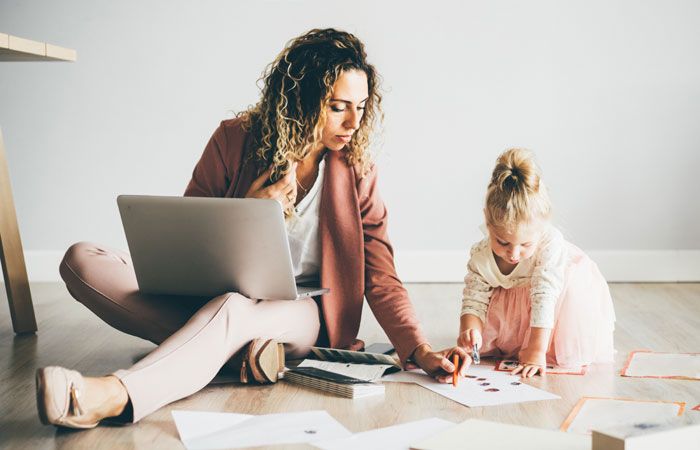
[285,366,385,398]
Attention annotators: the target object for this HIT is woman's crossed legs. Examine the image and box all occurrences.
[44,242,320,425]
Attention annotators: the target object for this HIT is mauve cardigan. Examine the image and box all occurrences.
[184,118,428,364]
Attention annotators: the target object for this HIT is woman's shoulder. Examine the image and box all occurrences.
[217,116,250,140]
[207,116,253,161]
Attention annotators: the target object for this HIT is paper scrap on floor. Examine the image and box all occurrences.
[411,418,589,450]
[296,358,394,382]
[496,359,587,375]
[621,350,700,380]
[560,397,686,435]
[172,410,351,449]
[381,364,559,407]
[312,417,455,450]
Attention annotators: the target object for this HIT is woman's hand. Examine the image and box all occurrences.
[245,163,298,211]
[512,346,547,378]
[410,344,471,383]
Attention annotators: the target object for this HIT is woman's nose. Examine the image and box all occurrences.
[345,110,361,130]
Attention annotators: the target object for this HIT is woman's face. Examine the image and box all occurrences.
[319,69,369,152]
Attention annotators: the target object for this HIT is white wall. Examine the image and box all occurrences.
[1,0,699,282]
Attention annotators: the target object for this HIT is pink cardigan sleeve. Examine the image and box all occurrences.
[357,165,429,364]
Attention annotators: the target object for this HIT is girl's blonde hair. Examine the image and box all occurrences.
[485,148,551,230]
[240,28,382,183]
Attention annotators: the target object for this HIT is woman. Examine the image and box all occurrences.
[36,28,468,429]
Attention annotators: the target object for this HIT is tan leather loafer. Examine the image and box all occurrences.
[237,339,285,384]
[35,366,99,429]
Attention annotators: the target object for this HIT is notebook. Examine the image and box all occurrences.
[309,346,401,372]
[284,366,385,399]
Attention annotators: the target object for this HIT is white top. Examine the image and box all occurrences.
[460,225,570,328]
[286,158,325,283]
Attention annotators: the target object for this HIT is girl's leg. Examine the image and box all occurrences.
[113,292,320,422]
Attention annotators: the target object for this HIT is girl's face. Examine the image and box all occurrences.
[487,219,546,265]
[319,69,369,152]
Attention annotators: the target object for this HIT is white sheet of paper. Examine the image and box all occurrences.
[624,351,700,379]
[298,359,393,382]
[411,419,589,450]
[562,397,685,435]
[172,410,351,449]
[312,418,455,450]
[382,365,559,407]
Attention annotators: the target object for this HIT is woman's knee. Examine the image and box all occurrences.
[60,242,128,282]
[59,241,137,309]
[212,292,256,315]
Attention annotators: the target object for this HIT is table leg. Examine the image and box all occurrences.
[0,128,37,333]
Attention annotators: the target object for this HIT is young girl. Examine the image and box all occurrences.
[458,148,615,377]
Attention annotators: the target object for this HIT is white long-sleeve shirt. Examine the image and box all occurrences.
[460,225,569,328]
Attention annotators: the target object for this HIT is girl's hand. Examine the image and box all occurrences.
[457,328,482,353]
[512,347,547,378]
[410,344,471,383]
[245,163,298,211]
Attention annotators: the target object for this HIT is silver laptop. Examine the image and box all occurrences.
[117,195,329,300]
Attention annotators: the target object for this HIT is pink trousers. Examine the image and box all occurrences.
[59,242,321,422]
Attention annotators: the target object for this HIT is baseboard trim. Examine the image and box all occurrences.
[8,249,700,283]
[394,250,700,283]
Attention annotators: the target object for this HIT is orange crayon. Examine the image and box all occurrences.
[453,354,459,387]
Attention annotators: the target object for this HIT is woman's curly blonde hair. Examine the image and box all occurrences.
[240,28,382,182]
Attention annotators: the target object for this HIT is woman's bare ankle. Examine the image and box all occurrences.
[104,375,129,417]
[83,376,129,420]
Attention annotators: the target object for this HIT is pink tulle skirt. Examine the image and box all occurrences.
[480,243,616,368]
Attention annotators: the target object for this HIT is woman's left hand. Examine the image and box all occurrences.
[409,344,471,383]
[512,347,547,378]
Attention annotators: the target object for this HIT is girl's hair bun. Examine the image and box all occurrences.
[485,148,551,229]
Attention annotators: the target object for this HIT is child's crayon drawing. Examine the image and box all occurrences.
[495,359,587,375]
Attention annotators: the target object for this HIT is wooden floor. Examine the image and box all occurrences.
[1,282,699,449]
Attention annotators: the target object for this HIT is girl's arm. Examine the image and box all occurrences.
[515,229,566,377]
[514,326,551,377]
[459,243,492,350]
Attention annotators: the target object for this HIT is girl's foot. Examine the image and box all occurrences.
[36,367,128,429]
